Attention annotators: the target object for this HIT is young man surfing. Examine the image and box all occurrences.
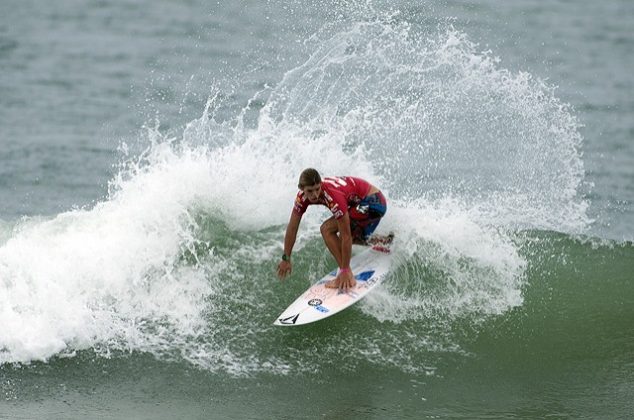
[277,168,389,292]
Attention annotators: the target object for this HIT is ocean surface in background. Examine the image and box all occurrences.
[1,1,633,418]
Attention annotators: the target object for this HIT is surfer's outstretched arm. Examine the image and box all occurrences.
[278,211,301,280]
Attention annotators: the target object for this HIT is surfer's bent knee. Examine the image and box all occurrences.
[320,217,338,237]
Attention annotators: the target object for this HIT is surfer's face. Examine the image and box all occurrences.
[303,183,322,203]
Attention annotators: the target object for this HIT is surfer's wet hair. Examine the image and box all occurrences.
[298,168,321,189]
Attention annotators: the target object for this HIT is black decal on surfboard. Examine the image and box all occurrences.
[308,299,323,306]
[279,314,300,325]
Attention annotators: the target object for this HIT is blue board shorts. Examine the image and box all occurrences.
[348,191,387,242]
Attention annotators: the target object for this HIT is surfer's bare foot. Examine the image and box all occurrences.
[325,273,357,291]
[367,232,394,245]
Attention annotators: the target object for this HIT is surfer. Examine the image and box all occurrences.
[277,168,389,291]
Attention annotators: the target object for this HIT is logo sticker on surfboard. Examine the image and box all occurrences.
[355,270,375,281]
[278,314,300,325]
[308,299,329,313]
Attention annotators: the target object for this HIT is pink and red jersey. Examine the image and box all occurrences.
[293,176,373,220]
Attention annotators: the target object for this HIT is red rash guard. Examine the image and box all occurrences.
[293,176,372,220]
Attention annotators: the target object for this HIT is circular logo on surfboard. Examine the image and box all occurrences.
[308,299,323,307]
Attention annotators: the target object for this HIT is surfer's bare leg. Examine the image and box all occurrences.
[320,217,343,267]
[321,217,357,291]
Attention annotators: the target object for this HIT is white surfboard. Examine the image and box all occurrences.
[274,244,393,326]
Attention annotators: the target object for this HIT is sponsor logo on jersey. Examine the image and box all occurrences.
[293,192,307,214]
[331,206,344,219]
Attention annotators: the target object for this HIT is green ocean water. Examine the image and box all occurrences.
[2,231,633,419]
[1,1,633,418]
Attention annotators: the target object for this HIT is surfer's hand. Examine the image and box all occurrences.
[277,260,292,280]
[326,271,356,292]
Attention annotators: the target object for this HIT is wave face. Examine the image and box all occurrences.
[0,17,598,376]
